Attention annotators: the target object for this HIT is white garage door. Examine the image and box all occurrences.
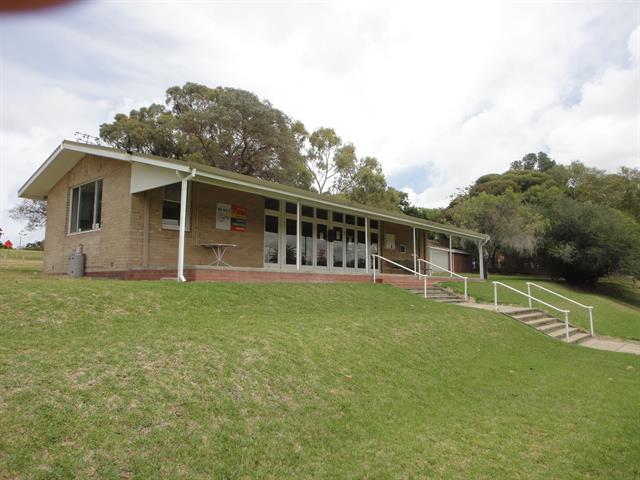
[429,248,450,272]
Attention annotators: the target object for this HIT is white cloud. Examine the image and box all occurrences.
[0,0,638,243]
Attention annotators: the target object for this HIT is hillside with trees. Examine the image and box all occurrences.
[444,153,640,284]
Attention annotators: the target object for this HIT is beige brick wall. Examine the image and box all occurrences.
[43,155,135,273]
[144,182,264,268]
[380,221,416,272]
[43,155,267,273]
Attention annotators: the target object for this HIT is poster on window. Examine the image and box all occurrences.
[216,203,231,230]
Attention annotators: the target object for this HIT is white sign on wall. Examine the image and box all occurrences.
[384,233,396,250]
[216,203,231,230]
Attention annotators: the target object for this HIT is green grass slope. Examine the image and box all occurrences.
[442,275,640,341]
[1,269,639,479]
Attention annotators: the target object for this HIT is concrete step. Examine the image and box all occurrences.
[523,317,558,327]
[434,298,465,303]
[537,322,566,333]
[508,308,541,316]
[563,332,591,344]
[511,311,548,321]
[548,326,580,338]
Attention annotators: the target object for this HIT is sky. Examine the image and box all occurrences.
[1,0,639,244]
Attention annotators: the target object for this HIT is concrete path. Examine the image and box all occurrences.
[457,301,640,356]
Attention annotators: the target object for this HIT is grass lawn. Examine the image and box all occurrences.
[1,268,639,479]
[442,275,640,341]
[0,249,44,272]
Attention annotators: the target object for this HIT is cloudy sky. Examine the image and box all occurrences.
[1,0,639,243]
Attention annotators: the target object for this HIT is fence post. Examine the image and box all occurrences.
[588,307,594,337]
[493,282,498,311]
[527,283,532,308]
[564,311,570,341]
[464,278,468,302]
[424,275,427,298]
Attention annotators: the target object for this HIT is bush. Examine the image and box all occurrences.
[540,198,640,284]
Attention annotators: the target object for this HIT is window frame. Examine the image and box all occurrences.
[161,182,192,231]
[67,178,103,235]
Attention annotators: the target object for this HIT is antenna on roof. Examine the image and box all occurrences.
[74,132,102,145]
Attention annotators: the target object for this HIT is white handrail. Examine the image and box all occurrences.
[526,282,594,337]
[418,258,468,301]
[372,254,428,299]
[493,281,572,340]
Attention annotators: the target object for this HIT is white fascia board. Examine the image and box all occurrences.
[17,144,65,198]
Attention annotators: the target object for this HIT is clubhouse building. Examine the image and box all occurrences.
[18,141,489,282]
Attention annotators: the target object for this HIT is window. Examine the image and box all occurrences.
[301,221,313,265]
[345,229,355,267]
[162,183,190,229]
[357,230,366,268]
[265,198,280,211]
[370,219,379,230]
[69,179,102,234]
[264,215,279,264]
[345,214,355,225]
[286,218,297,265]
[357,217,365,227]
[332,212,343,223]
[286,202,297,214]
[333,227,343,267]
[302,205,314,218]
[317,223,328,266]
[316,208,328,220]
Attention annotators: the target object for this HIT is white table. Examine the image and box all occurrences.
[201,243,238,267]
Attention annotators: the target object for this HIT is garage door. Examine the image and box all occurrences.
[429,248,450,272]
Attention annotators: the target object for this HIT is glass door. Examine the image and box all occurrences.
[332,226,343,268]
[316,223,328,267]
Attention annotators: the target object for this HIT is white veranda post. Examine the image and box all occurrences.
[449,235,453,277]
[478,240,485,279]
[412,227,417,274]
[365,216,370,273]
[177,177,189,282]
[296,202,301,270]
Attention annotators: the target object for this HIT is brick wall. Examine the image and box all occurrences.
[43,156,266,274]
[144,182,264,268]
[379,221,416,274]
[43,155,135,274]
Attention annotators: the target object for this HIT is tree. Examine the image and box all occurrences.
[540,198,640,284]
[100,83,310,187]
[448,190,547,271]
[303,127,357,194]
[24,240,44,250]
[9,199,47,231]
[99,104,186,158]
[510,152,556,172]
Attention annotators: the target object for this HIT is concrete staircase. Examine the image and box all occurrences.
[503,308,591,344]
[402,284,467,304]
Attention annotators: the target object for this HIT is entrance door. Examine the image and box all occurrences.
[316,223,328,267]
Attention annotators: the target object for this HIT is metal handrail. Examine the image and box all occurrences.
[372,254,428,299]
[418,258,468,301]
[493,281,572,340]
[526,282,594,336]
